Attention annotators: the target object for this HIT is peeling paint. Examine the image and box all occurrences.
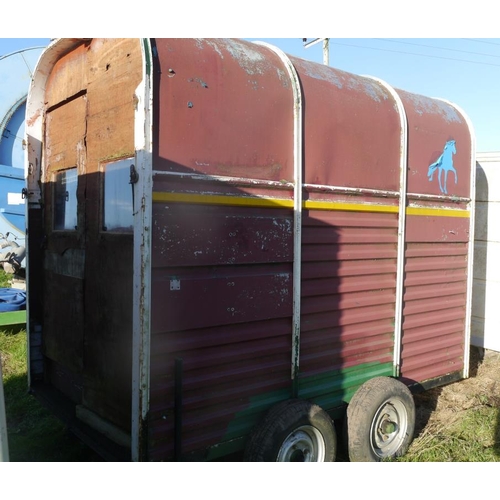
[294,58,388,102]
[297,58,344,89]
[356,77,390,103]
[193,39,224,59]
[195,38,277,78]
[399,91,462,123]
[273,67,290,89]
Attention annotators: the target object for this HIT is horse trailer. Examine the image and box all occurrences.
[24,38,476,462]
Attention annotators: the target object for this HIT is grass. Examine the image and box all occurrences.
[395,407,500,462]
[0,269,12,288]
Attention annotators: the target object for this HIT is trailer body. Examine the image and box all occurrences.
[25,38,475,461]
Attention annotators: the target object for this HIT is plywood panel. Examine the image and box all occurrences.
[86,38,142,168]
[44,95,87,174]
[45,41,89,107]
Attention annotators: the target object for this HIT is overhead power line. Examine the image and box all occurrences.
[462,38,500,46]
[330,40,500,67]
[375,38,500,59]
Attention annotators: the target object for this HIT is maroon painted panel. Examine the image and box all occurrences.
[300,333,394,375]
[397,89,471,197]
[291,57,402,191]
[152,203,293,268]
[401,338,464,381]
[405,215,470,243]
[152,268,292,332]
[153,38,294,183]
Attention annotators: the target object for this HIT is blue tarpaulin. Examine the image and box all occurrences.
[0,288,26,312]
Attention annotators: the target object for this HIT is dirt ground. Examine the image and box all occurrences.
[413,346,500,436]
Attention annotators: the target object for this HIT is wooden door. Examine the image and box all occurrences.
[42,38,142,435]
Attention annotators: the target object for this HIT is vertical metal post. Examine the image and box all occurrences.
[303,38,330,66]
[0,360,9,462]
[254,41,303,398]
[323,38,330,66]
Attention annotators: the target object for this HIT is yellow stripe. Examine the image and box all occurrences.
[153,191,470,217]
[152,191,294,208]
[304,200,398,213]
[406,206,470,218]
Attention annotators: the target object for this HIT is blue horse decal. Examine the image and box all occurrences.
[427,140,457,195]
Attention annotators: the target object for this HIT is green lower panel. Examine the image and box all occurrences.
[206,360,393,460]
[298,361,394,409]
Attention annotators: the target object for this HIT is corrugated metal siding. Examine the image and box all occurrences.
[298,208,398,407]
[401,237,468,383]
[149,201,294,460]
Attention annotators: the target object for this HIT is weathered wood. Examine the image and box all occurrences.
[42,38,142,433]
[45,41,89,108]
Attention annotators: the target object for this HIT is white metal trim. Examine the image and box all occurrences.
[153,169,294,190]
[407,192,470,203]
[252,41,303,389]
[131,38,154,462]
[362,75,409,377]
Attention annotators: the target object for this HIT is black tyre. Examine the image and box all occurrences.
[345,376,415,462]
[244,399,337,462]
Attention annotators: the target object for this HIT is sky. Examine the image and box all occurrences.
[1,36,500,154]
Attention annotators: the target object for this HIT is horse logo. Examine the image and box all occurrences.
[427,140,457,195]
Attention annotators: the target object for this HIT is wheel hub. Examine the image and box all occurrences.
[277,425,326,462]
[371,400,408,458]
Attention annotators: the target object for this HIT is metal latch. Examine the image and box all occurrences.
[129,164,139,185]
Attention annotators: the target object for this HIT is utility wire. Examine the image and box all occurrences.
[375,38,500,59]
[330,40,500,67]
[462,38,500,46]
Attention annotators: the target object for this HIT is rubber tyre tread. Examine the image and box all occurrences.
[346,376,415,462]
[244,399,337,462]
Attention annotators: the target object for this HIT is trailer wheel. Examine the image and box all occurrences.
[244,399,337,462]
[345,377,415,462]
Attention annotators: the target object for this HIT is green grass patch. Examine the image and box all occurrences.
[393,406,500,462]
[0,269,12,288]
